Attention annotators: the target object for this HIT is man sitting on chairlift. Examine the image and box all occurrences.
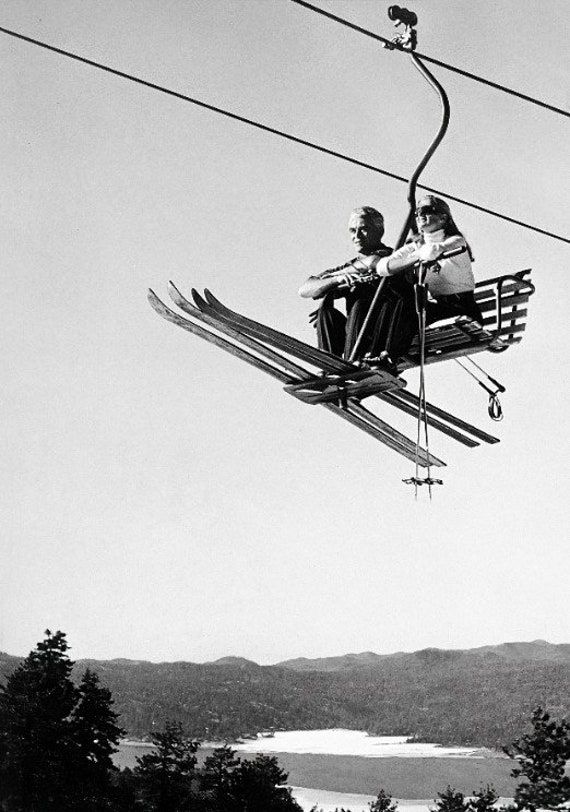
[300,197,483,374]
[299,206,394,366]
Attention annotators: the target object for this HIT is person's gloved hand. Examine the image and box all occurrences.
[417,243,442,262]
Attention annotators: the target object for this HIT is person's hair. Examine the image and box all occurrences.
[350,206,385,238]
[412,196,474,261]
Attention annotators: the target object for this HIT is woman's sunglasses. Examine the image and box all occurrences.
[415,205,443,217]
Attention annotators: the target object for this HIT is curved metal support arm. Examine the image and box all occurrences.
[349,53,450,362]
[395,54,450,249]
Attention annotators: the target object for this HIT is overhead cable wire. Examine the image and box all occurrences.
[289,0,570,120]
[1,24,568,245]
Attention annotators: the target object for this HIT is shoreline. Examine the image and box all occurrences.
[118,732,505,760]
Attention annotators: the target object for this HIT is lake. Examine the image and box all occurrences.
[115,730,517,812]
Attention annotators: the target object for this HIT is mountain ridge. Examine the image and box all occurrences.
[1,640,568,749]
[2,639,568,670]
[275,640,570,672]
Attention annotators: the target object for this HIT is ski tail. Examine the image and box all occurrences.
[387,390,499,444]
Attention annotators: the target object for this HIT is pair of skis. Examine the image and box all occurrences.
[148,284,499,467]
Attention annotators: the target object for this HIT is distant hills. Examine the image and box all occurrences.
[206,656,260,668]
[276,650,393,672]
[1,640,568,749]
[276,641,570,672]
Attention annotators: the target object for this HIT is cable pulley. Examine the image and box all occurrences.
[388,6,418,28]
[386,6,418,50]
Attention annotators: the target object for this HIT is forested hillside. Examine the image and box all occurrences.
[1,642,568,748]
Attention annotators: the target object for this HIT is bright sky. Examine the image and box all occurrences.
[1,0,568,664]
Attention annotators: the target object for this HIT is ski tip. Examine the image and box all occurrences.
[191,288,207,308]
[147,288,166,313]
[168,281,200,314]
[203,289,218,305]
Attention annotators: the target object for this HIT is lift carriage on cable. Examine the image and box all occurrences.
[149,6,536,488]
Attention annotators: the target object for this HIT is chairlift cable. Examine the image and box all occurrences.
[0,24,567,245]
[289,0,570,120]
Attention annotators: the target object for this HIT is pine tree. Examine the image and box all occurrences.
[71,668,125,808]
[110,767,140,812]
[73,668,124,768]
[432,786,468,812]
[0,630,125,811]
[201,743,241,807]
[504,706,570,811]
[0,629,78,810]
[228,753,303,812]
[135,720,199,811]
[201,747,302,812]
[467,785,498,812]
[369,789,399,812]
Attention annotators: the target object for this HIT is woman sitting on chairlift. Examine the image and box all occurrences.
[360,195,484,366]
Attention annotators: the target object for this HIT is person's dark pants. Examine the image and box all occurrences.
[314,281,411,361]
[314,287,482,364]
[315,294,347,357]
[387,289,484,362]
[315,289,385,360]
[427,291,483,325]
